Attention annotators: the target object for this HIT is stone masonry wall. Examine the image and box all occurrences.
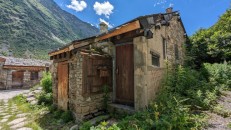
[133,15,186,110]
[0,62,7,89]
[69,53,112,121]
[23,70,43,88]
[51,62,58,105]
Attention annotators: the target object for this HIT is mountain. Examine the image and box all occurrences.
[0,0,99,59]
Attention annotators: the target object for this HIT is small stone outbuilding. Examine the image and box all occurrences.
[0,56,50,89]
[49,8,187,121]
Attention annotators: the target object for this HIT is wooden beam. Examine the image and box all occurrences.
[0,57,6,62]
[98,20,141,41]
[73,42,90,49]
[49,47,69,57]
[3,65,46,71]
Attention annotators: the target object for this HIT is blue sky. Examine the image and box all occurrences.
[54,0,230,36]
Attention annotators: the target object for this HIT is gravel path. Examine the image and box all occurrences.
[0,89,30,102]
[206,91,231,130]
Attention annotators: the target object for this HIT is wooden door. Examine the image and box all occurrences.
[12,71,24,88]
[58,62,69,110]
[116,43,134,106]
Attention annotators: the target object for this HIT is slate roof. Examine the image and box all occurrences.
[49,10,187,55]
[0,56,50,67]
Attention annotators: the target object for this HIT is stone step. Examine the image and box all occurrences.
[88,115,110,125]
[108,103,135,115]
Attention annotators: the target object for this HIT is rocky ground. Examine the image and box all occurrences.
[0,101,31,130]
[206,91,231,130]
[0,87,42,130]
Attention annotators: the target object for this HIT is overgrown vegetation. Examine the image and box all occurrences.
[38,72,53,105]
[9,72,75,129]
[103,85,110,111]
[94,63,230,130]
[186,8,231,67]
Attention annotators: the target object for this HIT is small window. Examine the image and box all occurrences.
[163,38,167,59]
[151,52,160,67]
[30,71,39,80]
[174,44,179,60]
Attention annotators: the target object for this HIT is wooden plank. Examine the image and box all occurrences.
[0,57,6,62]
[3,65,45,71]
[98,20,141,41]
[58,62,69,110]
[82,54,112,96]
[73,42,90,49]
[12,71,24,88]
[49,47,69,57]
[116,43,134,106]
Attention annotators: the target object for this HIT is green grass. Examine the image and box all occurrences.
[228,122,231,128]
[9,94,75,130]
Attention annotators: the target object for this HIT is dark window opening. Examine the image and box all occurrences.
[30,71,39,80]
[151,52,160,67]
[63,52,67,58]
[163,38,167,59]
[174,44,179,60]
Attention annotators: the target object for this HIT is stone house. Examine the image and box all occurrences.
[0,56,50,90]
[49,8,187,121]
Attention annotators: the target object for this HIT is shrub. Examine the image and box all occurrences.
[40,72,52,93]
[79,122,92,130]
[90,122,120,130]
[61,111,74,123]
[37,92,53,105]
[53,109,64,118]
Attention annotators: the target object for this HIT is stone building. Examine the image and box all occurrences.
[0,56,50,90]
[49,8,187,121]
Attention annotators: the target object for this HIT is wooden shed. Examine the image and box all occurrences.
[49,8,187,121]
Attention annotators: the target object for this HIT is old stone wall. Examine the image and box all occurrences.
[0,62,7,89]
[51,62,58,105]
[69,53,112,121]
[133,15,186,110]
[22,70,43,88]
[147,16,185,68]
[146,68,165,103]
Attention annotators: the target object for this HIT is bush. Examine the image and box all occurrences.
[40,72,52,93]
[37,92,53,105]
[90,122,120,130]
[53,109,64,118]
[61,111,74,123]
[116,63,231,129]
[79,122,92,130]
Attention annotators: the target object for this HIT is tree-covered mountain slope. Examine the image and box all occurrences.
[0,0,99,59]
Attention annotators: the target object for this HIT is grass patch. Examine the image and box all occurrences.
[228,122,231,128]
[9,93,75,130]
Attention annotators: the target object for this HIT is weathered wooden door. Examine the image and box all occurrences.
[12,71,24,88]
[116,43,134,106]
[58,62,69,110]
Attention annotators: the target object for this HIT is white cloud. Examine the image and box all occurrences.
[94,1,114,18]
[67,0,87,12]
[169,3,174,7]
[99,18,113,28]
[154,0,167,7]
